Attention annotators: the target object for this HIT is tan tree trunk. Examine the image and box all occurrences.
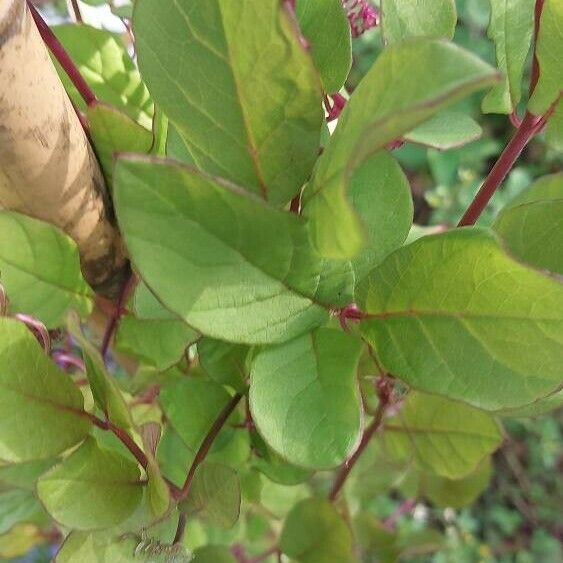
[0,0,127,296]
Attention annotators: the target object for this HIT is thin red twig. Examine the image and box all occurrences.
[68,0,83,23]
[27,1,97,106]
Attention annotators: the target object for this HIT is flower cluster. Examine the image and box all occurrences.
[343,0,379,37]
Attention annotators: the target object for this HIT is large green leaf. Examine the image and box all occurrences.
[134,0,323,205]
[280,498,355,563]
[494,173,563,275]
[250,328,363,470]
[0,459,55,491]
[159,378,232,453]
[115,315,199,371]
[68,314,133,429]
[180,462,241,528]
[87,103,153,187]
[198,338,249,392]
[359,229,563,411]
[498,389,563,418]
[404,111,483,150]
[37,438,143,530]
[482,0,535,114]
[382,392,502,479]
[52,25,153,128]
[0,212,93,328]
[296,0,352,92]
[114,156,350,344]
[302,40,499,258]
[381,0,457,44]
[528,0,563,114]
[0,318,90,462]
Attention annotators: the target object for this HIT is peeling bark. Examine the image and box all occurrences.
[0,0,127,296]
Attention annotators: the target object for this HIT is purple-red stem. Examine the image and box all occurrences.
[458,112,543,226]
[179,393,243,500]
[90,414,149,470]
[27,1,97,106]
[14,313,51,354]
[68,0,83,23]
[100,273,135,360]
[383,498,417,530]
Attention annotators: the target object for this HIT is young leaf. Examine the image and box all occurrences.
[87,103,153,186]
[381,0,457,45]
[493,173,563,275]
[296,0,352,92]
[382,392,502,479]
[52,25,153,128]
[250,328,363,470]
[55,531,140,563]
[68,313,133,429]
[134,0,323,205]
[159,378,232,453]
[0,318,91,462]
[115,315,199,371]
[37,438,144,530]
[113,156,344,344]
[359,229,563,411]
[280,498,355,563]
[482,0,535,114]
[180,462,241,528]
[404,111,483,150]
[0,212,93,328]
[528,0,563,115]
[302,40,499,258]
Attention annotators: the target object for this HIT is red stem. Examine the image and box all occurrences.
[173,513,187,545]
[457,112,542,226]
[100,272,135,360]
[90,414,149,469]
[68,0,83,23]
[328,396,388,501]
[27,1,97,106]
[179,393,243,500]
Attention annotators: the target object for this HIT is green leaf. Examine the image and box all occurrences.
[381,0,457,44]
[494,173,563,275]
[296,0,352,92]
[546,98,563,150]
[115,315,199,371]
[404,111,483,149]
[67,313,133,429]
[382,392,502,479]
[159,378,231,453]
[528,0,563,114]
[134,0,323,205]
[134,282,177,320]
[0,489,45,535]
[192,545,237,563]
[280,498,355,563]
[56,532,140,563]
[0,212,93,328]
[114,156,342,344]
[198,338,249,392]
[404,458,492,509]
[52,25,153,129]
[0,318,90,462]
[87,103,153,187]
[302,40,499,258]
[180,462,241,528]
[347,152,413,284]
[359,229,563,411]
[482,0,535,114]
[0,459,55,491]
[250,328,363,470]
[37,438,143,530]
[497,389,563,418]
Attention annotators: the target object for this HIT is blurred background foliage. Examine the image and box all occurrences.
[4,1,561,562]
